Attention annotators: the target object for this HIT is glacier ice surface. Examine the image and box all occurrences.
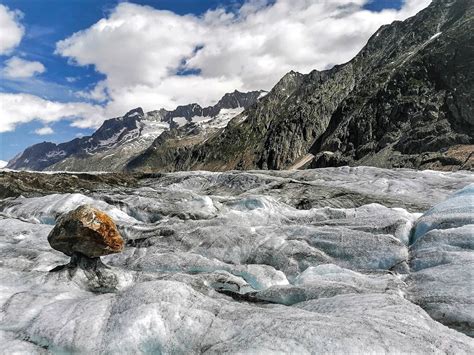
[408,183,474,336]
[0,167,473,353]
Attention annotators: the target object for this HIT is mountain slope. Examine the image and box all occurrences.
[126,71,306,171]
[7,90,264,171]
[128,0,473,173]
[6,108,166,172]
[48,108,169,172]
[310,0,474,170]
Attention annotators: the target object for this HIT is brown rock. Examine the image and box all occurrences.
[48,205,124,258]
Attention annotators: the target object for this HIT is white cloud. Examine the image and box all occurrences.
[55,0,431,116]
[3,56,46,78]
[0,160,7,169]
[34,126,54,135]
[76,80,109,102]
[0,4,24,54]
[0,93,104,133]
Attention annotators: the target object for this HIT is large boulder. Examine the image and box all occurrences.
[48,204,124,258]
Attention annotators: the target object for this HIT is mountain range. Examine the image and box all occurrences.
[7,0,473,172]
[7,90,265,171]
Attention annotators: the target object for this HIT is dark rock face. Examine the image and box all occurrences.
[48,205,124,258]
[310,0,474,170]
[126,124,206,173]
[129,0,473,173]
[6,142,63,172]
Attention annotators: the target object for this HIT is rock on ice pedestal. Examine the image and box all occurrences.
[48,204,124,258]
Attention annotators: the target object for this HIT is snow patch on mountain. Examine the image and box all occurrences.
[172,117,188,127]
[430,31,442,40]
[191,108,245,129]
[258,91,268,99]
[45,150,66,159]
[127,111,142,118]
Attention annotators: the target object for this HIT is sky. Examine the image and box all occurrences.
[0,0,431,161]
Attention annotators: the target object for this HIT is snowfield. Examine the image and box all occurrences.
[0,167,473,353]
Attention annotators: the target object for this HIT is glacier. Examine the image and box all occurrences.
[0,166,473,353]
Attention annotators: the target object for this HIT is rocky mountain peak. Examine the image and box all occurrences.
[215,90,266,110]
[159,90,266,128]
[264,70,305,103]
[123,107,145,118]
